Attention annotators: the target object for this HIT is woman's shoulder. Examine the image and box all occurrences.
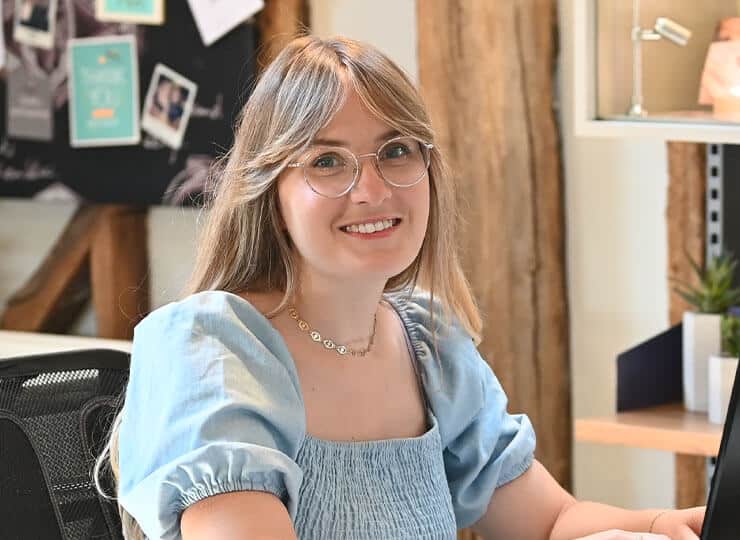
[137,290,281,341]
[386,289,475,356]
[132,290,297,380]
[386,289,485,400]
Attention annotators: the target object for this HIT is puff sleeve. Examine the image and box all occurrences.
[117,291,306,540]
[393,291,536,529]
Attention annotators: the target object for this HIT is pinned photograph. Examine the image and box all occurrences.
[186,0,263,46]
[95,0,165,25]
[13,0,57,49]
[141,64,197,150]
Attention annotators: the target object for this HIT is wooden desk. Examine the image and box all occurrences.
[575,404,721,507]
[575,404,722,456]
[0,330,131,360]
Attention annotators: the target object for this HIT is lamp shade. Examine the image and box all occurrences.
[654,17,692,46]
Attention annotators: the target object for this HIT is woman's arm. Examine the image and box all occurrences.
[471,460,704,540]
[181,491,298,540]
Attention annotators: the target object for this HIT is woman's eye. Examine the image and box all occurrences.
[382,143,411,160]
[311,153,344,168]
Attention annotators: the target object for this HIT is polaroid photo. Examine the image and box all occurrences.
[68,34,140,147]
[141,64,197,150]
[95,0,164,26]
[186,0,263,46]
[13,0,58,50]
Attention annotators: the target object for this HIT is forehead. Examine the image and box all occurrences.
[314,90,392,144]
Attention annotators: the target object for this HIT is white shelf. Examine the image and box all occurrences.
[573,0,740,143]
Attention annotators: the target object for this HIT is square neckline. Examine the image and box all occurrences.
[217,290,436,446]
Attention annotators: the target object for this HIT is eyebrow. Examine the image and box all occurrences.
[310,129,401,148]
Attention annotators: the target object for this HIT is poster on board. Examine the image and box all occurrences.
[68,34,140,147]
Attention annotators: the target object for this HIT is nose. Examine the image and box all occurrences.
[349,157,392,205]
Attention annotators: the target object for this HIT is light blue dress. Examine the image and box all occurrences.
[118,290,536,539]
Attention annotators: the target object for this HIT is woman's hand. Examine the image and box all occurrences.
[574,532,669,540]
[649,507,706,540]
[575,507,705,540]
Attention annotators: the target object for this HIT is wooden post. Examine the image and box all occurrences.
[418,4,571,537]
[90,206,150,340]
[257,0,310,70]
[666,141,708,509]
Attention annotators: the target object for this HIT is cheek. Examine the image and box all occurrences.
[277,178,340,244]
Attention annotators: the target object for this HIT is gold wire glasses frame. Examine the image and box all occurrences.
[286,135,434,199]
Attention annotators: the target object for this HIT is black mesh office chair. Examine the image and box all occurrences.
[0,348,129,540]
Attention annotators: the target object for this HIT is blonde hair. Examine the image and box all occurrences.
[96,35,482,539]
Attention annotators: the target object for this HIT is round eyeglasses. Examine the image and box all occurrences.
[287,136,434,198]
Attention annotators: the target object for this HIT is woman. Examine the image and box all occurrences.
[98,36,704,539]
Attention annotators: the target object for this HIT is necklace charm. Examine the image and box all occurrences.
[288,307,376,357]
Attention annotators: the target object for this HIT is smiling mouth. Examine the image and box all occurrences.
[339,218,402,235]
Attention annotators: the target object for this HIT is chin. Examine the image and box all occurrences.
[348,258,415,281]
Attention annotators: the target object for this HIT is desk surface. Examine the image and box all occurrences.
[0,330,131,360]
[574,404,722,457]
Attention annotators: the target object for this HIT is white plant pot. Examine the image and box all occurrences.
[708,355,739,425]
[682,311,721,412]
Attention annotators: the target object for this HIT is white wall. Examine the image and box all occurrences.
[560,0,675,508]
[310,0,418,83]
[0,0,673,510]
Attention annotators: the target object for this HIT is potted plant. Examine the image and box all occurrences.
[674,252,740,412]
[709,314,740,424]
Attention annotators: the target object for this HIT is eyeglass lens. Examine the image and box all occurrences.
[304,137,429,197]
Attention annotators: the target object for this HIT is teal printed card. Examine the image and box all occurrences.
[68,35,140,147]
[96,0,164,25]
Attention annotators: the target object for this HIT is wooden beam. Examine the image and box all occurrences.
[0,206,98,333]
[417,0,571,518]
[667,142,707,325]
[256,0,310,70]
[676,453,708,509]
[90,206,150,340]
[666,141,708,509]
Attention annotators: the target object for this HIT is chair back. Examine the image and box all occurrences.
[0,349,129,540]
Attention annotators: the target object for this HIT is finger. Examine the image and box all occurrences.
[573,532,670,540]
[676,524,700,540]
[572,530,623,540]
[683,506,706,533]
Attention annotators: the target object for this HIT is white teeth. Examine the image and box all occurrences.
[343,219,399,234]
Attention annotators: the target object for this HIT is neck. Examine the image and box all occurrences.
[291,269,386,346]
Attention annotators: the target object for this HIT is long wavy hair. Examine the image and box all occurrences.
[95,35,482,539]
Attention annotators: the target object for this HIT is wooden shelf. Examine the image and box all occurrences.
[574,404,722,457]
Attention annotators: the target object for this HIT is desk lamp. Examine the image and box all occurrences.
[628,0,692,117]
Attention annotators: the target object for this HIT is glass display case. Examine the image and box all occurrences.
[574,0,740,142]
